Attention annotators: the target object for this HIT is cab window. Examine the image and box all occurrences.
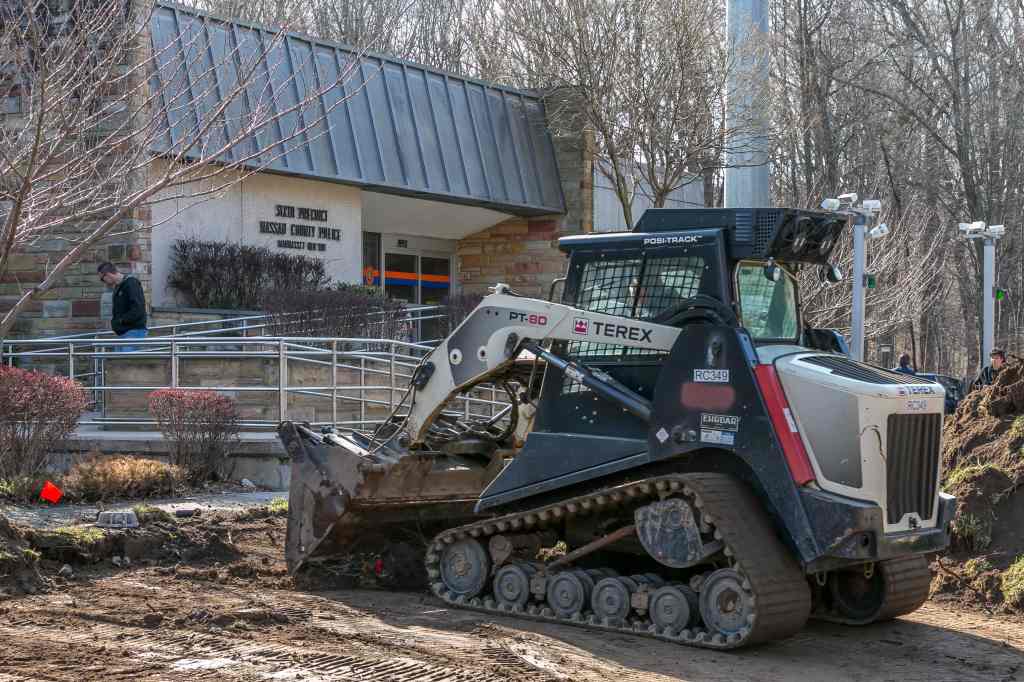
[736,262,799,341]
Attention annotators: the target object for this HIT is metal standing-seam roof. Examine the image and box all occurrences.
[149,1,566,216]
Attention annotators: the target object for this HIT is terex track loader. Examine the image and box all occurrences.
[279,207,955,649]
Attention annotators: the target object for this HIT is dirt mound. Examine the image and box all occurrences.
[0,515,47,597]
[933,360,1024,615]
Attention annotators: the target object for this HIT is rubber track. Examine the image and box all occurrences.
[815,554,931,626]
[425,473,812,650]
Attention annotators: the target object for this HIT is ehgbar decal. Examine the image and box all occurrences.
[700,413,740,432]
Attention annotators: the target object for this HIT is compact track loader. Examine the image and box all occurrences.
[279,207,954,649]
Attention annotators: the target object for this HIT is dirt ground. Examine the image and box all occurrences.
[0,510,1022,682]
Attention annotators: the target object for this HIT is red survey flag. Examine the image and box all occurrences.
[39,481,63,504]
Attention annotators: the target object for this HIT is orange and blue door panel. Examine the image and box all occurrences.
[363,267,450,289]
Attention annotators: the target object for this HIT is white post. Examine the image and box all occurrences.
[724,0,771,208]
[851,213,867,362]
[983,238,996,361]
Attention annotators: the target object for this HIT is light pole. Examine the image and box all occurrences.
[821,194,889,363]
[958,221,1005,363]
[724,0,770,208]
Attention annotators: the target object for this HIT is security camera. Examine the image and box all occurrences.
[838,193,858,205]
[862,199,882,212]
[868,223,889,239]
[959,222,984,234]
[820,198,841,211]
[989,224,1006,236]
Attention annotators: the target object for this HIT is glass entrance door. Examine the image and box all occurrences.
[380,251,452,341]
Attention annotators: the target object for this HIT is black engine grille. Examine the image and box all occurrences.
[799,355,935,385]
[886,413,941,525]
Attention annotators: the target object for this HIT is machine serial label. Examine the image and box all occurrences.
[701,413,740,432]
[906,399,928,411]
[693,369,729,383]
[643,235,700,246]
[700,429,735,445]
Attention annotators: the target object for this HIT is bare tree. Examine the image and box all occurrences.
[0,0,364,340]
[467,0,747,227]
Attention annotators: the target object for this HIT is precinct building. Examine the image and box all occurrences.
[4,2,701,337]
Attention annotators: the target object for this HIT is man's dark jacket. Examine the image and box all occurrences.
[971,364,1001,391]
[111,276,147,335]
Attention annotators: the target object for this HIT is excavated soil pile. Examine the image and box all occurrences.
[931,360,1024,615]
[0,515,46,597]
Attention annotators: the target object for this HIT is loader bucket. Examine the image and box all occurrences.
[279,421,507,573]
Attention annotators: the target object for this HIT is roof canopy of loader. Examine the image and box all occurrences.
[149,2,566,218]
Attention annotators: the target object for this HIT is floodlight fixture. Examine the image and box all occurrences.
[821,198,841,211]
[868,223,889,239]
[838,193,858,206]
[862,199,882,213]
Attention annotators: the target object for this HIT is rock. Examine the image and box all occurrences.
[240,479,257,489]
[58,564,74,578]
[112,556,123,567]
[174,508,201,518]
[141,612,163,628]
[96,510,139,529]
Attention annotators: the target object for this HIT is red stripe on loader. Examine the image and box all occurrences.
[753,365,816,485]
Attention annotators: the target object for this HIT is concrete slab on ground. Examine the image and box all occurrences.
[1,490,284,529]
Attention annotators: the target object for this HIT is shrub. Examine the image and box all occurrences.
[1002,556,1024,608]
[0,472,59,504]
[148,389,240,484]
[0,366,88,480]
[440,292,485,335]
[167,238,328,309]
[950,512,993,553]
[262,282,408,340]
[62,455,183,502]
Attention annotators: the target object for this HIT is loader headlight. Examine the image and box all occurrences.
[763,260,782,282]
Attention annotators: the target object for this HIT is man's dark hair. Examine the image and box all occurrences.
[97,262,118,276]
[991,348,1006,360]
[899,352,911,366]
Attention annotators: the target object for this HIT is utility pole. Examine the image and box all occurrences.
[959,221,1005,363]
[724,0,770,208]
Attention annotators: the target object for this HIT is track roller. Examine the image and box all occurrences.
[699,568,754,637]
[493,562,537,609]
[649,584,699,632]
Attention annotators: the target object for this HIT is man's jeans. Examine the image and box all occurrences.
[117,328,147,352]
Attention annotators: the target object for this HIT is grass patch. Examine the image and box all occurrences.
[964,557,993,578]
[132,504,175,525]
[267,497,288,515]
[49,526,106,544]
[951,513,993,553]
[20,547,40,562]
[1001,556,1024,608]
[63,456,183,502]
[944,463,1007,489]
[1010,416,1024,441]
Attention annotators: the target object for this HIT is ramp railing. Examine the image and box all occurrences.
[0,335,509,432]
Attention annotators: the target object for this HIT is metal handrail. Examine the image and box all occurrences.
[0,334,508,431]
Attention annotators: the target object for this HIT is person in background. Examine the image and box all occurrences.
[893,352,916,375]
[98,262,147,352]
[972,348,1006,390]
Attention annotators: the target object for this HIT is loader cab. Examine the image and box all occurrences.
[532,208,846,440]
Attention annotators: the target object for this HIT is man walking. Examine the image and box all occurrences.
[98,262,147,351]
[971,348,1006,391]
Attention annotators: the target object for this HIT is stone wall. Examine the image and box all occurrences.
[455,218,570,298]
